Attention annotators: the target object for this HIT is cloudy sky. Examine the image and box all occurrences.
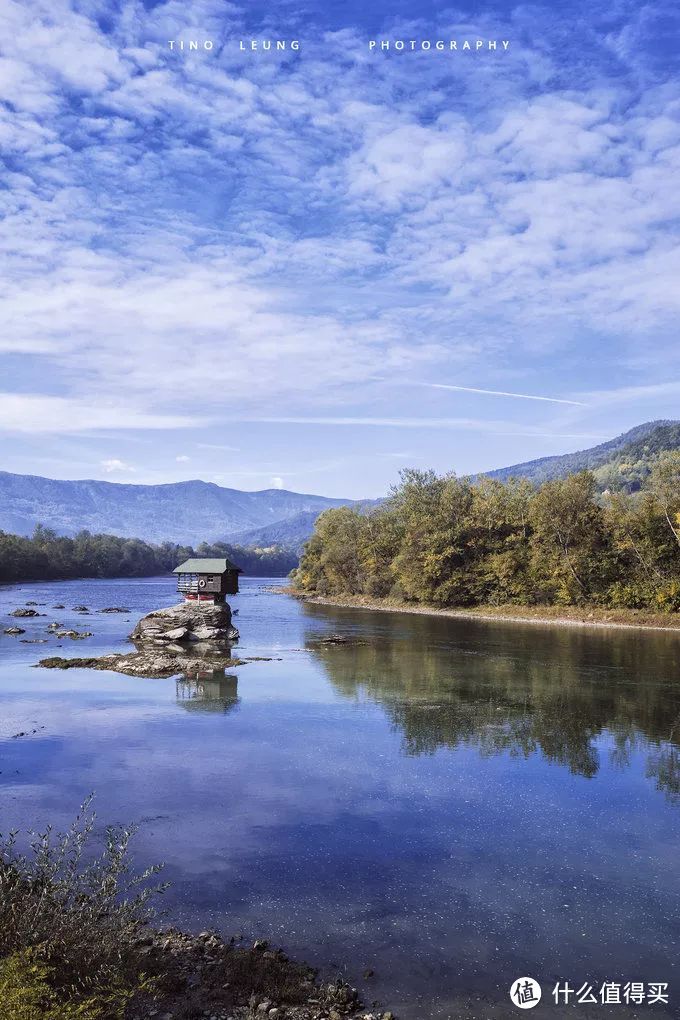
[1,0,678,497]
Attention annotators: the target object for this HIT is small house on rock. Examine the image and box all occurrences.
[173,558,242,603]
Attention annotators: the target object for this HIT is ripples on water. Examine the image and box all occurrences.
[1,576,679,1018]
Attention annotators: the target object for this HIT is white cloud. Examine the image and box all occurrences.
[101,458,135,473]
[175,454,191,462]
[270,476,284,489]
[0,0,677,458]
[0,395,198,434]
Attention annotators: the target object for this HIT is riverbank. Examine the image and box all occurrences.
[124,927,389,1020]
[284,589,680,633]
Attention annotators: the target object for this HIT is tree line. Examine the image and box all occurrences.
[0,526,297,584]
[293,452,680,613]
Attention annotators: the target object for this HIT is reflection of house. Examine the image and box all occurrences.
[173,557,242,603]
[175,673,239,714]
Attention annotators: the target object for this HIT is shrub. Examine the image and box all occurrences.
[0,797,165,1012]
[0,948,135,1020]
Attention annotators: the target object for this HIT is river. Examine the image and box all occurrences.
[1,576,679,1018]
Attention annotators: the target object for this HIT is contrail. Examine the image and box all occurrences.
[425,383,585,406]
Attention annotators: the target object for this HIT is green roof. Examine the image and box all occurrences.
[173,558,242,574]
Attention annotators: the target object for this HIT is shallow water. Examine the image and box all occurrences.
[1,576,680,1018]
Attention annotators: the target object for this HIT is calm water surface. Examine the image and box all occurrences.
[1,577,680,1019]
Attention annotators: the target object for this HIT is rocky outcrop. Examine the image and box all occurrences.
[37,652,246,678]
[131,602,239,647]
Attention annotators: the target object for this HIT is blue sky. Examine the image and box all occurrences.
[0,0,679,498]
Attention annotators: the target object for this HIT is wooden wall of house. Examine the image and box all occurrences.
[176,572,240,595]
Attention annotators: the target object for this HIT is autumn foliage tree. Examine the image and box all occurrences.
[293,455,680,613]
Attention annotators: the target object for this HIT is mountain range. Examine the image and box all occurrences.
[0,420,677,551]
[0,473,351,546]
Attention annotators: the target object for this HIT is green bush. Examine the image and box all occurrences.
[0,949,134,1020]
[0,797,164,1014]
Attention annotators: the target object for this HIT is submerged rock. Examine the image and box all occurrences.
[4,626,26,635]
[10,608,43,618]
[131,602,239,646]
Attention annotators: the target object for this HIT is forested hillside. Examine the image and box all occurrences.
[294,453,680,613]
[0,527,296,584]
[486,420,680,487]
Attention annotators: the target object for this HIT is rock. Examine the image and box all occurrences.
[10,608,42,617]
[4,626,26,635]
[311,634,366,647]
[36,650,246,678]
[190,626,224,641]
[163,627,189,641]
[52,604,65,609]
[26,601,38,605]
[131,602,239,647]
[99,607,130,613]
[72,606,90,613]
[54,630,93,639]
[47,622,64,630]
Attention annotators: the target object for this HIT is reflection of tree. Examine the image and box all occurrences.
[647,746,680,801]
[175,673,239,714]
[303,607,680,793]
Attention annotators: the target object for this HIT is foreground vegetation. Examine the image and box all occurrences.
[0,528,297,584]
[293,453,680,613]
[0,800,375,1020]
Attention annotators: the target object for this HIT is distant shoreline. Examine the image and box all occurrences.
[281,588,680,634]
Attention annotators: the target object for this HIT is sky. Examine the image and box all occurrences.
[0,0,679,498]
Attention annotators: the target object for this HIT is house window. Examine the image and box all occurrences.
[207,576,214,582]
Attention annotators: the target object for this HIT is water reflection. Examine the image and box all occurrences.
[175,673,239,714]
[304,612,680,798]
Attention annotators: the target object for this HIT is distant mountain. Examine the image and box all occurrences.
[238,499,383,554]
[2,421,678,554]
[235,510,328,554]
[484,420,680,488]
[0,472,354,545]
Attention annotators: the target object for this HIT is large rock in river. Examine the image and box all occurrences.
[131,602,239,646]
